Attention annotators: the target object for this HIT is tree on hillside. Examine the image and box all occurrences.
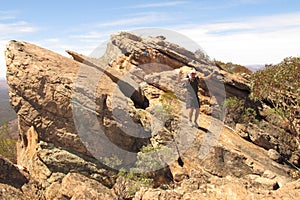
[250,57,300,138]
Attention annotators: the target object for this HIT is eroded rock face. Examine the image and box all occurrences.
[45,173,116,199]
[4,32,299,199]
[0,183,29,200]
[133,176,300,200]
[5,40,86,155]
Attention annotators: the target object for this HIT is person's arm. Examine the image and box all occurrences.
[178,69,189,83]
[201,70,216,80]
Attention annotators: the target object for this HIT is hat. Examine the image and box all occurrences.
[190,69,196,74]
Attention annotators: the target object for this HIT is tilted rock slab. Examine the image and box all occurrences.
[5,32,298,199]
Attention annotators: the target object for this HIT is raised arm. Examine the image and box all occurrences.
[178,69,189,83]
[201,70,216,80]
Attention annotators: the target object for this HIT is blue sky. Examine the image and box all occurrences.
[1,0,300,79]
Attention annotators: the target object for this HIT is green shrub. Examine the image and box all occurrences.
[0,121,17,163]
[114,143,174,198]
[223,97,258,127]
[102,154,123,169]
[115,144,156,199]
[159,91,180,115]
[250,56,300,136]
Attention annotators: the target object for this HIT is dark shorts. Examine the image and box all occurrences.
[186,93,200,109]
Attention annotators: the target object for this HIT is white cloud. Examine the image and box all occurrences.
[127,1,187,9]
[190,12,300,35]
[71,31,106,39]
[236,0,267,4]
[0,16,16,20]
[0,10,37,38]
[34,37,102,58]
[71,30,119,43]
[178,12,300,65]
[95,12,172,28]
[241,12,300,31]
[0,18,40,79]
[0,10,18,20]
[0,21,38,39]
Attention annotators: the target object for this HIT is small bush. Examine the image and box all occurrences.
[159,92,180,115]
[102,154,123,169]
[223,97,258,127]
[0,121,17,163]
[114,144,156,199]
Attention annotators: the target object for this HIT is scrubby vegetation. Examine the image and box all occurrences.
[113,144,165,199]
[0,121,17,163]
[223,97,258,127]
[159,92,181,115]
[104,142,175,199]
[250,57,300,136]
[223,57,299,138]
[150,91,181,133]
[222,57,300,168]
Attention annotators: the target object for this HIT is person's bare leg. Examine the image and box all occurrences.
[189,108,194,121]
[194,108,200,127]
[188,108,194,126]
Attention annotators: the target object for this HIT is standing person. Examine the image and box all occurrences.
[178,68,215,128]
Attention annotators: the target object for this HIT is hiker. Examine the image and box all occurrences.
[178,68,215,128]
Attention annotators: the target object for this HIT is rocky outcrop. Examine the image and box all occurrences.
[0,155,28,188]
[133,176,300,200]
[3,32,299,199]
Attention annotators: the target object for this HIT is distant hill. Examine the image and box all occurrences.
[0,80,17,126]
[215,60,253,75]
[245,64,264,72]
[0,79,8,88]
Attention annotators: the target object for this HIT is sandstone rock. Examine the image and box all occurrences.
[134,174,285,200]
[268,149,282,162]
[0,183,28,200]
[271,179,300,199]
[263,170,277,179]
[4,32,299,199]
[290,151,300,166]
[5,40,87,156]
[44,172,116,199]
[21,181,46,200]
[235,123,249,139]
[0,155,28,189]
[57,173,116,199]
[246,174,279,190]
[134,188,182,200]
[247,123,277,150]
